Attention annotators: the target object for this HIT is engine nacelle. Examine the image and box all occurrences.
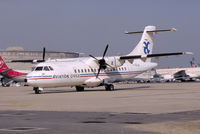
[84,77,103,87]
[104,56,125,69]
[86,56,125,69]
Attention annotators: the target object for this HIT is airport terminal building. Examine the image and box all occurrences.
[0,46,79,70]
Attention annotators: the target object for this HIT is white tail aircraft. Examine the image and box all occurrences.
[25,26,191,94]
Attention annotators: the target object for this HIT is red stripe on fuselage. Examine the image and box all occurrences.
[27,77,53,80]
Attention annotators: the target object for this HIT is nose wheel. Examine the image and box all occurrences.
[33,87,42,94]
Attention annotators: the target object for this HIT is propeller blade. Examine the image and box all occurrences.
[105,63,112,68]
[90,44,110,78]
[89,54,99,61]
[96,67,101,78]
[102,44,109,59]
[42,46,46,61]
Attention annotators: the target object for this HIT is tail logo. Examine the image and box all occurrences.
[143,41,150,54]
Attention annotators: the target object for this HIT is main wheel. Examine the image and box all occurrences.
[105,84,114,91]
[76,86,84,92]
[110,84,114,90]
[35,89,41,94]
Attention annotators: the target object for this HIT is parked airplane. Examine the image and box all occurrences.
[130,57,200,83]
[156,67,200,82]
[0,56,30,86]
[25,25,191,94]
[0,47,47,86]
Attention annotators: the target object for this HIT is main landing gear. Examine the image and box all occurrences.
[105,84,114,91]
[76,86,84,92]
[75,84,114,92]
[33,87,43,94]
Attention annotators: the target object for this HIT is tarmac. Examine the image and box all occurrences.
[0,82,200,134]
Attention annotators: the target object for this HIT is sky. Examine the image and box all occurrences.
[0,0,199,68]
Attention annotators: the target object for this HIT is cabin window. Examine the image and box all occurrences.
[94,69,96,72]
[88,69,90,72]
[81,69,83,73]
[35,66,43,71]
[43,66,50,71]
[74,69,77,73]
[84,69,87,73]
[119,68,121,71]
[91,69,93,72]
[78,69,80,73]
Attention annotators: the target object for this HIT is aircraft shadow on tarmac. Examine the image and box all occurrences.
[31,85,151,94]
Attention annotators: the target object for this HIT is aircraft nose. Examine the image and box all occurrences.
[25,77,35,86]
[25,73,34,85]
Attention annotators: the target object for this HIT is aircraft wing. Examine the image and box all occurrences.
[11,59,44,63]
[120,52,192,60]
[11,47,46,63]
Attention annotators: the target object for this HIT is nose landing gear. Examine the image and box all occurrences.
[33,87,43,94]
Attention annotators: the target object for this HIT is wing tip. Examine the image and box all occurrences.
[183,52,193,55]
[171,28,177,32]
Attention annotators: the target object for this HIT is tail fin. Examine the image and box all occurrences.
[190,57,199,68]
[128,26,156,56]
[0,56,9,72]
[190,61,195,67]
[126,25,176,62]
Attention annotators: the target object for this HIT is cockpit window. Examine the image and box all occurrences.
[43,66,50,71]
[35,66,43,71]
[49,66,54,71]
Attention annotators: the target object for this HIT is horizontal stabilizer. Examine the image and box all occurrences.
[125,28,176,35]
[120,52,192,60]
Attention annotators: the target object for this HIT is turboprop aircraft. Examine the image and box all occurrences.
[25,25,191,94]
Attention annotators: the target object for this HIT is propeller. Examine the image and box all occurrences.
[89,44,111,78]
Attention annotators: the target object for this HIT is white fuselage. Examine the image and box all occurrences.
[26,57,157,88]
